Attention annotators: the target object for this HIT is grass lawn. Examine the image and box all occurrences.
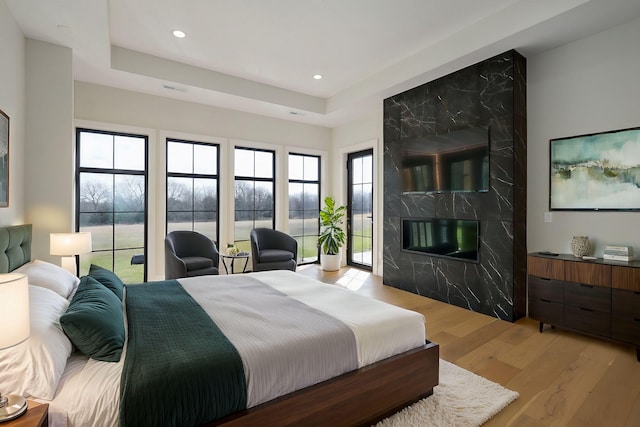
[80,216,372,282]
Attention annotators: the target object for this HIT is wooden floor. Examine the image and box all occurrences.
[297,265,640,427]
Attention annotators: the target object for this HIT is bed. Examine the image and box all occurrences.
[0,224,439,426]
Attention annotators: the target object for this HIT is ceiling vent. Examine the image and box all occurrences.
[163,84,188,93]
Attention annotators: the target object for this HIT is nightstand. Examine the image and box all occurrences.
[3,401,48,427]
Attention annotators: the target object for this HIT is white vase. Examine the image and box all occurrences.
[320,253,341,271]
[570,236,590,257]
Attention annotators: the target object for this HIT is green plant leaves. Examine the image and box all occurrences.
[319,196,346,255]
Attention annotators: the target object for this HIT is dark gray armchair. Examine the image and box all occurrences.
[165,231,219,279]
[250,228,297,272]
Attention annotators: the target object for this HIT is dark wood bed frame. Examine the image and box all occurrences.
[2,224,440,427]
[214,341,440,427]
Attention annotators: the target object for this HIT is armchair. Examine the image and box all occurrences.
[165,231,219,279]
[250,228,297,272]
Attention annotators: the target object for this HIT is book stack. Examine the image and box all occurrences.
[603,245,634,262]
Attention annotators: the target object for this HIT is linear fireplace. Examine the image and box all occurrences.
[402,218,479,262]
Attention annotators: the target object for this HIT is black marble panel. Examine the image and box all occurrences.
[383,50,527,322]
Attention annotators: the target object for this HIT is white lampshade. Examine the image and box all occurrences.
[0,273,30,350]
[50,232,92,256]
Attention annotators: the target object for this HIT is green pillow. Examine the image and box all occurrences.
[60,276,125,362]
[88,264,125,300]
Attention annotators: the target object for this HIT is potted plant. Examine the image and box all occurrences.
[226,243,240,255]
[318,196,346,271]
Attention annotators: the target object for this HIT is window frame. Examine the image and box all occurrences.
[233,146,276,247]
[165,138,220,244]
[75,127,149,281]
[287,152,321,265]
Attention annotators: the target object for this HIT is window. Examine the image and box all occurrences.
[348,149,373,269]
[234,147,275,252]
[76,129,147,282]
[166,139,219,242]
[288,153,320,264]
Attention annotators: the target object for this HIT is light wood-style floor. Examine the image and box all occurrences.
[297,264,640,427]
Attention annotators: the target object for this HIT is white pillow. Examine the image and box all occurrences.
[15,259,80,299]
[0,285,73,399]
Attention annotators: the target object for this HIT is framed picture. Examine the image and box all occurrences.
[550,127,640,211]
[0,108,8,207]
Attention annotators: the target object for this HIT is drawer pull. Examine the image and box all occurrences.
[580,307,594,312]
[579,284,594,289]
[634,319,640,323]
[634,291,640,296]
[541,298,552,303]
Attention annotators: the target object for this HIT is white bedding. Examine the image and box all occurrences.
[44,271,426,427]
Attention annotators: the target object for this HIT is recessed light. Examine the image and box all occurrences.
[172,30,186,38]
[313,74,323,80]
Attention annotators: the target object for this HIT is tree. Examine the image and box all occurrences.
[167,179,191,211]
[195,182,217,211]
[117,176,145,211]
[81,181,111,212]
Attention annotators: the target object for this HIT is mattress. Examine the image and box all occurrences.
[44,270,426,427]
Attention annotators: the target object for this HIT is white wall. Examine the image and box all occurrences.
[25,40,74,263]
[0,1,25,226]
[74,83,331,150]
[527,17,640,257]
[331,109,384,274]
[74,83,331,279]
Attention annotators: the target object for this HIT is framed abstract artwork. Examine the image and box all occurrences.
[0,108,8,207]
[550,127,640,211]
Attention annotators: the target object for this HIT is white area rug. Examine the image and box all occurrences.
[376,359,519,427]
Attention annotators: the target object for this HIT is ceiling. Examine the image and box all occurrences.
[6,0,640,127]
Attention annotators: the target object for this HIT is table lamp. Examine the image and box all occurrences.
[50,232,92,275]
[0,273,30,422]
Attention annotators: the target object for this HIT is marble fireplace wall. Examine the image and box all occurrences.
[383,50,527,322]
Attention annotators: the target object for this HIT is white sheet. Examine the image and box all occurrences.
[249,270,426,366]
[43,353,123,427]
[44,271,426,427]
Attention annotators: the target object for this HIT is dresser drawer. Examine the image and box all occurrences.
[612,316,640,345]
[612,289,640,344]
[612,288,640,316]
[529,297,563,326]
[528,276,563,303]
[564,281,611,312]
[565,261,611,287]
[611,313,640,345]
[612,265,640,291]
[565,305,611,337]
[528,256,564,280]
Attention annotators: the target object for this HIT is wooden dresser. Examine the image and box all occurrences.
[528,253,640,361]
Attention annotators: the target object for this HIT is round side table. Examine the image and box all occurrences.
[220,253,250,274]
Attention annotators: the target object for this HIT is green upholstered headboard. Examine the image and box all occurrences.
[0,224,32,273]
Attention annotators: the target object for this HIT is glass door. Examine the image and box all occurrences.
[347,149,373,270]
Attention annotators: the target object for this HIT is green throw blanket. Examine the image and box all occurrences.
[120,280,247,427]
